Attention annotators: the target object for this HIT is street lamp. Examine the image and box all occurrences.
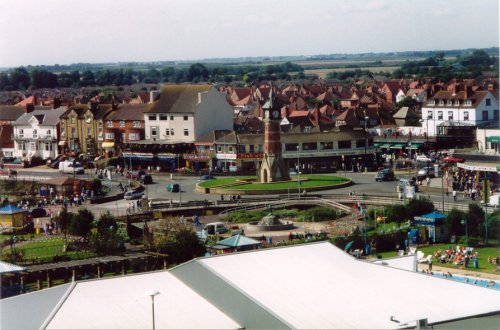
[408,141,412,176]
[145,290,160,330]
[297,145,301,200]
[364,115,369,172]
[461,216,468,249]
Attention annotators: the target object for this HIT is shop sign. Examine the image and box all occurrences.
[238,152,263,160]
[216,153,237,160]
[184,153,210,161]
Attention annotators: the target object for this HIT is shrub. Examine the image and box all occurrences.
[385,205,408,223]
[302,207,338,221]
[224,210,267,223]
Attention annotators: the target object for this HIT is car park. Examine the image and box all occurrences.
[375,169,395,182]
[166,183,180,192]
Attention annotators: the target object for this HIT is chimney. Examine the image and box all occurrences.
[464,86,473,99]
[90,101,99,111]
[25,104,35,113]
[53,97,61,109]
[150,90,159,103]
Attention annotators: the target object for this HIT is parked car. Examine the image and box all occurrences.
[124,190,145,200]
[140,174,153,184]
[204,222,227,235]
[443,156,466,163]
[416,155,432,163]
[417,166,435,178]
[375,169,395,182]
[199,174,215,181]
[166,183,180,192]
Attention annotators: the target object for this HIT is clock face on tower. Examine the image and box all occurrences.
[272,110,280,120]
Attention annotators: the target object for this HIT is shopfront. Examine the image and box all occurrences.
[216,153,238,172]
[237,152,263,173]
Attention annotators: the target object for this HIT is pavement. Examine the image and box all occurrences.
[417,263,500,281]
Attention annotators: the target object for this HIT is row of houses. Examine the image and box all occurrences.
[0,80,498,170]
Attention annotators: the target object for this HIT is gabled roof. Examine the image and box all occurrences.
[144,85,212,114]
[12,107,67,126]
[195,130,231,146]
[216,234,262,247]
[0,106,26,121]
[105,104,146,121]
[393,107,419,120]
[335,109,359,127]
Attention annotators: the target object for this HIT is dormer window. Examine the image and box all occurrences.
[304,126,312,133]
[71,116,76,124]
[428,100,435,106]
[119,121,125,128]
[464,100,472,106]
[447,100,453,106]
[107,121,113,128]
[454,100,460,106]
[86,116,91,123]
[438,100,444,106]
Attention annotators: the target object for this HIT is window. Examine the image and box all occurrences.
[170,128,175,136]
[165,128,170,136]
[258,144,263,152]
[320,142,333,150]
[184,129,189,136]
[427,111,433,119]
[438,100,444,106]
[159,114,168,120]
[128,133,140,141]
[107,121,113,128]
[437,111,443,120]
[45,143,50,151]
[133,121,141,127]
[121,133,125,141]
[238,145,246,153]
[98,121,103,127]
[105,132,114,140]
[148,114,157,121]
[338,140,351,149]
[151,127,158,137]
[285,143,299,151]
[228,146,233,152]
[20,142,26,151]
[86,116,91,123]
[482,111,488,121]
[448,111,453,120]
[249,144,255,152]
[217,146,222,152]
[454,100,460,106]
[71,116,76,124]
[170,115,174,120]
[31,142,37,150]
[464,100,472,106]
[71,128,76,138]
[302,142,317,150]
[428,100,435,106]
[87,128,92,138]
[447,100,452,106]
[60,127,65,136]
[463,111,469,121]
[486,98,491,106]
[119,121,125,128]
[33,129,38,138]
[356,140,365,148]
[304,126,312,133]
[46,130,51,136]
[183,115,188,121]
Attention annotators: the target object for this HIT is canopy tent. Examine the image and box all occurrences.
[209,234,262,253]
[412,211,446,243]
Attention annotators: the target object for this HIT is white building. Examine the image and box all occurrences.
[2,242,500,329]
[420,90,499,137]
[143,85,233,143]
[12,107,67,160]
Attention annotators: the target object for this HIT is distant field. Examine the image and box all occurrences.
[301,66,400,78]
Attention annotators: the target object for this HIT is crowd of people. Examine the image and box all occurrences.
[433,245,479,268]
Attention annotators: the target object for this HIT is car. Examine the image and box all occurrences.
[375,169,395,182]
[124,190,144,200]
[398,177,419,193]
[204,222,227,235]
[417,166,435,178]
[127,170,146,180]
[415,155,432,163]
[140,174,153,184]
[199,174,215,181]
[443,156,465,163]
[59,161,84,174]
[166,183,180,192]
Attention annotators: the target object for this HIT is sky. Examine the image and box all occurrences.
[0,0,498,67]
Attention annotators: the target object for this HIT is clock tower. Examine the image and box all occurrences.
[258,87,290,183]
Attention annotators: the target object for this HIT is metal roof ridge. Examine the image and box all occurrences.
[40,282,77,329]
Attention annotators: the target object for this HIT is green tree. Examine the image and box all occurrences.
[69,208,94,240]
[80,70,95,86]
[467,203,484,237]
[90,212,127,254]
[444,208,466,236]
[186,63,209,82]
[54,207,73,239]
[406,197,434,219]
[10,67,31,90]
[31,69,58,88]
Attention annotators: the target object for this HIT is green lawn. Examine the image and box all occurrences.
[379,243,500,274]
[198,175,349,190]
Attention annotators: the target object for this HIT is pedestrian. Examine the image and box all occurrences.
[452,190,457,202]
[426,176,430,186]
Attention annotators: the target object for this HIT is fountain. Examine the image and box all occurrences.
[247,212,295,231]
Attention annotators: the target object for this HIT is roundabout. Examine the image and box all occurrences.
[196,174,353,195]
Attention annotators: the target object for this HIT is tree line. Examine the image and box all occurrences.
[0,61,304,91]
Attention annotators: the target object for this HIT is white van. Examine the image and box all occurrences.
[204,222,227,235]
[59,161,84,174]
[483,194,500,208]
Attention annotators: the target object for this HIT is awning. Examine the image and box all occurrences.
[58,141,67,146]
[101,142,115,148]
[379,144,391,148]
[374,142,384,147]
[487,136,500,143]
[407,143,424,149]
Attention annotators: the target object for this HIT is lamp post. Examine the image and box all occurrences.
[408,141,412,176]
[297,145,301,200]
[461,216,468,249]
[145,290,160,330]
[364,115,369,172]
